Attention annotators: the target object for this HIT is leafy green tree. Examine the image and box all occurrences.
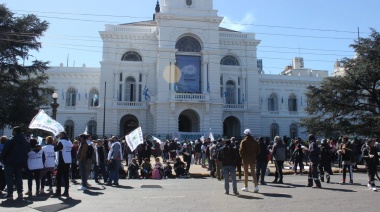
[300,29,380,137]
[0,4,53,130]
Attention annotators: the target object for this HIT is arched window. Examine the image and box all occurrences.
[270,123,280,140]
[66,87,77,106]
[88,88,99,106]
[125,77,136,101]
[64,120,75,140]
[175,36,202,52]
[289,123,298,139]
[288,93,297,112]
[225,80,236,104]
[88,120,97,137]
[221,55,240,66]
[121,51,142,61]
[268,93,278,111]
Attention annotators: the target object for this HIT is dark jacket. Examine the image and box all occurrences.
[309,141,320,163]
[218,143,236,166]
[338,142,354,162]
[0,134,30,168]
[319,143,332,165]
[362,144,379,166]
[272,141,286,161]
[257,141,269,163]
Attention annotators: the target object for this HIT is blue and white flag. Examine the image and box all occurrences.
[143,86,150,101]
[209,132,215,142]
[85,90,88,99]
[61,88,65,100]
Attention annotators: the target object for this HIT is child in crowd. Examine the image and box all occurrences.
[164,162,173,178]
[128,159,139,179]
[140,158,152,179]
[152,157,164,179]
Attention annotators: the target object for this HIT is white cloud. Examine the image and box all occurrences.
[221,13,255,32]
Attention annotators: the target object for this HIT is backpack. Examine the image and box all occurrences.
[221,146,231,165]
[86,144,94,160]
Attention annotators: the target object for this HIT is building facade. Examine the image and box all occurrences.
[6,0,330,140]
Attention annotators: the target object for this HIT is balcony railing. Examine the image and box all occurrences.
[115,101,147,109]
[223,104,246,110]
[174,93,209,102]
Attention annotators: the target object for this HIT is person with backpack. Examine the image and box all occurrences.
[306,134,322,188]
[53,131,73,197]
[218,139,239,195]
[361,138,379,191]
[319,139,333,183]
[77,134,89,191]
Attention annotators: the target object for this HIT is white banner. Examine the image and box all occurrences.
[172,132,207,140]
[29,110,65,136]
[152,136,161,144]
[125,127,144,151]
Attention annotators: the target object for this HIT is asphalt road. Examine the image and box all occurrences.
[0,172,378,212]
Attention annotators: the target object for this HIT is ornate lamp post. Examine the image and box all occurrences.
[51,92,59,120]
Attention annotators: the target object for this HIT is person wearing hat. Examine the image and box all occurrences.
[239,129,260,193]
[319,139,332,183]
[361,138,379,191]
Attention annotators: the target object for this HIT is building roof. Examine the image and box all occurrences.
[119,21,239,33]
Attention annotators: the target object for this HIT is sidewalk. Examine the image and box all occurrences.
[123,156,367,178]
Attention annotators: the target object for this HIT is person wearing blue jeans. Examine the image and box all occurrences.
[218,139,239,195]
[256,137,269,185]
[94,163,108,183]
[107,137,123,186]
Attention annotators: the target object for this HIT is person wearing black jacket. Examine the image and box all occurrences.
[306,134,321,188]
[256,137,269,185]
[0,127,30,199]
[319,139,332,183]
[361,138,379,191]
[218,139,239,195]
[182,143,193,175]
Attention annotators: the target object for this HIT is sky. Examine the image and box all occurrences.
[2,0,380,75]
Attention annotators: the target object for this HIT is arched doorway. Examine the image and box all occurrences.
[223,116,241,139]
[178,109,200,132]
[120,114,139,136]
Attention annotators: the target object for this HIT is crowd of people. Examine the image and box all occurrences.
[0,126,379,200]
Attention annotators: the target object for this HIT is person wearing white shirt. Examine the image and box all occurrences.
[40,136,56,194]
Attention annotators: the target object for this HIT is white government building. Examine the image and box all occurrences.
[14,0,335,141]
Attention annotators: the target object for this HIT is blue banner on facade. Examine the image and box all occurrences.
[176,55,201,93]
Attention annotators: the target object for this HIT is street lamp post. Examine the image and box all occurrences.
[51,92,59,120]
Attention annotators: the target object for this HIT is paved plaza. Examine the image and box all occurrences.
[0,171,378,212]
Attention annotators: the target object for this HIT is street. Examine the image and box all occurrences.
[0,172,378,212]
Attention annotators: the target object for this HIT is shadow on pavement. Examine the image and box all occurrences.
[115,185,134,189]
[87,186,106,191]
[82,190,104,196]
[236,194,263,200]
[0,198,33,208]
[33,197,81,212]
[321,187,357,192]
[268,185,297,189]
[260,192,292,198]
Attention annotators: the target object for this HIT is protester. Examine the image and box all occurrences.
[169,140,178,161]
[85,134,95,186]
[218,139,239,195]
[128,158,139,179]
[152,157,164,179]
[71,140,79,183]
[40,136,56,194]
[361,138,379,191]
[25,138,43,196]
[194,139,202,165]
[0,136,7,194]
[209,140,217,177]
[215,139,224,181]
[256,137,269,185]
[164,161,173,178]
[94,139,108,184]
[140,158,152,179]
[53,131,72,197]
[182,143,193,175]
[232,137,242,180]
[240,129,260,193]
[107,137,123,186]
[337,136,354,184]
[319,139,333,183]
[163,140,170,162]
[271,136,286,184]
[306,134,322,188]
[174,157,186,178]
[124,142,134,166]
[77,134,89,191]
[290,139,305,175]
[1,127,30,199]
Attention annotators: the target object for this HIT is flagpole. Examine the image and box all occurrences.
[103,81,106,139]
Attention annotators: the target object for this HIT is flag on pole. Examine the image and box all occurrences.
[61,88,65,100]
[152,135,161,144]
[29,110,65,136]
[84,127,88,135]
[209,132,215,141]
[143,86,150,101]
[200,135,205,142]
[125,127,144,151]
